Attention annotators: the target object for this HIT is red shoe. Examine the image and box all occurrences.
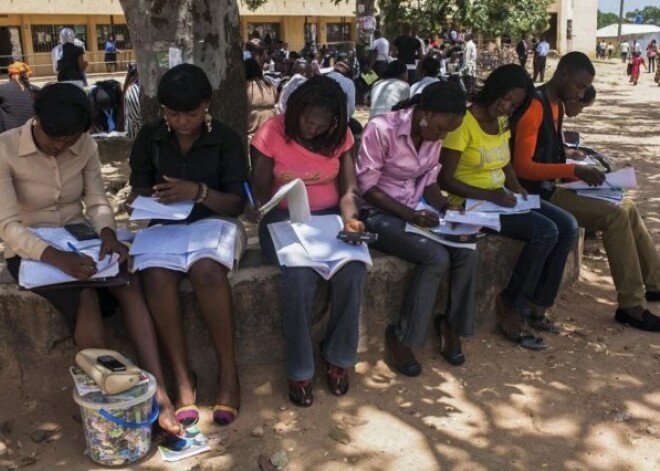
[326,363,349,396]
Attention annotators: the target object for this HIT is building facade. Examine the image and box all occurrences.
[0,0,357,77]
[548,0,598,56]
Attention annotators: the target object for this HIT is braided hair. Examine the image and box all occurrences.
[284,75,348,154]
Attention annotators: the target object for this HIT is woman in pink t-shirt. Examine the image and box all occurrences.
[250,76,367,407]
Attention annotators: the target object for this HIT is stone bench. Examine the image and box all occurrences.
[0,234,582,372]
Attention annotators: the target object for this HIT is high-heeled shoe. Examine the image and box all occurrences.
[174,371,198,427]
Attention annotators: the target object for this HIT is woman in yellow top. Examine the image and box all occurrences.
[439,64,579,350]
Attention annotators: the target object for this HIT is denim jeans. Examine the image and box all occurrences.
[259,208,367,381]
[365,209,478,348]
[498,200,579,311]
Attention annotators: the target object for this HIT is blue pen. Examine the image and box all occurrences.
[66,241,81,254]
[243,181,256,209]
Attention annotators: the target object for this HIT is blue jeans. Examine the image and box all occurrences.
[498,200,579,311]
[365,209,478,347]
[259,209,367,381]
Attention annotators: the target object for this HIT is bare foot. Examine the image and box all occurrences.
[174,370,196,410]
[156,389,182,436]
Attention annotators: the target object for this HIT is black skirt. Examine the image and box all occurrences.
[6,257,118,334]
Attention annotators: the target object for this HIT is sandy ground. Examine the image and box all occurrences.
[1,59,659,471]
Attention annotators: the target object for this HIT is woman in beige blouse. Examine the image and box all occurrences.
[0,83,181,436]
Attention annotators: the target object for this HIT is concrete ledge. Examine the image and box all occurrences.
[0,233,582,369]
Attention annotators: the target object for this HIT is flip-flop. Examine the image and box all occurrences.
[499,324,547,351]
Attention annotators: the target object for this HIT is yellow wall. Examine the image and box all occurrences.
[2,4,355,77]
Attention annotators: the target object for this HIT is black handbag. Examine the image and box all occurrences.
[627,63,633,75]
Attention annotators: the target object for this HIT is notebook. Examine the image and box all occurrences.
[17,228,129,289]
[128,196,195,221]
[130,219,237,272]
[268,215,372,280]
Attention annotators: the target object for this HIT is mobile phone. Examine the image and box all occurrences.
[337,231,379,244]
[97,355,127,372]
[64,223,99,241]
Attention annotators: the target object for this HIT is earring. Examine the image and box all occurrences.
[204,109,212,133]
[165,119,171,133]
[420,117,428,128]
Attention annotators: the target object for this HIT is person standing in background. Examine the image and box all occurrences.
[516,35,529,68]
[370,30,390,77]
[619,40,630,62]
[391,23,423,84]
[104,34,123,73]
[607,42,614,60]
[646,39,657,73]
[533,36,550,83]
[54,28,86,88]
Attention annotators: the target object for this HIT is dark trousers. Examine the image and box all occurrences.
[496,201,579,311]
[533,55,547,82]
[259,208,367,381]
[365,209,478,348]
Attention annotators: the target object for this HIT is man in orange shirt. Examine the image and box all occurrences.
[512,52,660,332]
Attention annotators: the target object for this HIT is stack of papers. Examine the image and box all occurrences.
[465,194,541,214]
[562,167,636,206]
[403,201,492,250]
[129,197,195,221]
[268,215,372,279]
[561,167,637,190]
[130,219,237,272]
[17,227,129,289]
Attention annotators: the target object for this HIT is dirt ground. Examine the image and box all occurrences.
[1,58,659,471]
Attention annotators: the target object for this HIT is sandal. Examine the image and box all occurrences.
[434,315,465,366]
[174,371,198,427]
[499,324,547,350]
[385,324,421,377]
[212,405,240,426]
[528,315,561,335]
[288,379,314,407]
[326,363,349,396]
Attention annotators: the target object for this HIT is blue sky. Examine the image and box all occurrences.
[599,0,657,14]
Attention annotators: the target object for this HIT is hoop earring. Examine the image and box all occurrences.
[165,119,171,133]
[419,117,428,128]
[204,109,212,133]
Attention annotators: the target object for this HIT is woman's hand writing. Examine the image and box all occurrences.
[153,175,199,203]
[409,209,439,227]
[488,188,517,207]
[42,246,97,280]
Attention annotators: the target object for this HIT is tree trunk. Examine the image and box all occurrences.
[118,0,246,141]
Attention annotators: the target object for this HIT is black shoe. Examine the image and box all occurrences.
[615,309,660,332]
[645,291,660,302]
[434,315,465,366]
[385,324,422,377]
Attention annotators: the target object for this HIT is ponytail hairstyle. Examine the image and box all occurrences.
[392,80,467,116]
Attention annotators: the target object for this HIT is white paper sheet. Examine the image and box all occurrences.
[128,196,194,221]
[561,167,637,190]
[259,178,311,223]
[464,194,540,213]
[443,210,501,232]
[130,219,227,255]
[404,224,477,250]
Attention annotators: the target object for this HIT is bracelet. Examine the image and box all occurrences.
[195,183,209,204]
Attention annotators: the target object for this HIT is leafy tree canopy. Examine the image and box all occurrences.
[625,6,660,25]
[597,10,619,29]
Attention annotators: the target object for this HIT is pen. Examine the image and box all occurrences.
[243,181,256,210]
[466,200,485,212]
[603,180,621,191]
[66,241,81,253]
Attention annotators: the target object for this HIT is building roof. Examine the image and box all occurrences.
[596,23,660,38]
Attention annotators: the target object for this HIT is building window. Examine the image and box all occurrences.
[567,19,573,40]
[247,23,280,42]
[326,23,350,44]
[31,25,87,53]
[96,24,132,50]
